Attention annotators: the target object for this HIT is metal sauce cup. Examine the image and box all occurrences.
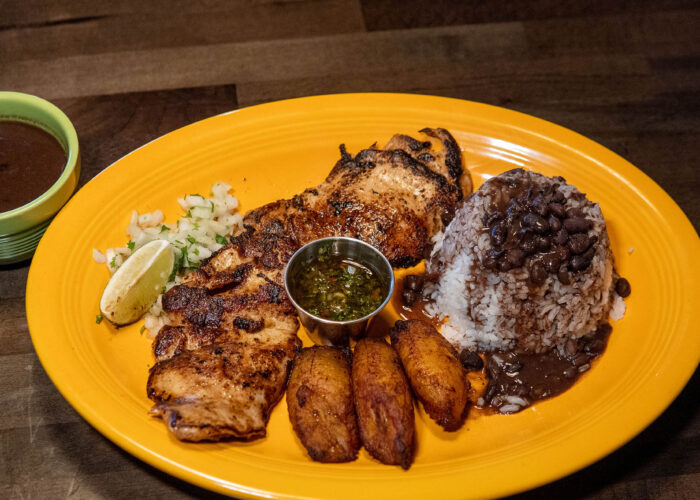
[284,237,394,346]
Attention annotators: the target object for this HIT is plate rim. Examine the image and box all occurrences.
[26,92,700,499]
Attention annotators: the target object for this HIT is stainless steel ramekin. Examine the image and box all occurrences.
[284,237,394,346]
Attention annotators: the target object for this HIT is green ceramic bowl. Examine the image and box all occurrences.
[0,92,80,264]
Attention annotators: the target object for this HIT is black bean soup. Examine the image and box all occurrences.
[482,173,599,286]
[0,121,67,212]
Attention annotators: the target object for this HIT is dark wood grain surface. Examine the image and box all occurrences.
[1,1,698,498]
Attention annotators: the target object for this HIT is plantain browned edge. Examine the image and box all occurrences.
[389,319,470,432]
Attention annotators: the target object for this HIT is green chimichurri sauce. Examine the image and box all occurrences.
[292,245,386,321]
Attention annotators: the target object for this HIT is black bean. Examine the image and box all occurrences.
[532,194,549,216]
[542,253,561,273]
[615,277,631,297]
[563,366,578,379]
[486,358,501,379]
[492,352,523,374]
[535,235,551,252]
[557,268,572,284]
[484,211,503,227]
[572,353,590,367]
[483,253,499,270]
[548,215,562,232]
[460,350,484,371]
[584,339,605,356]
[570,254,591,272]
[519,234,537,254]
[582,244,596,260]
[404,274,424,292]
[564,339,578,357]
[498,258,513,272]
[507,203,522,218]
[568,233,593,255]
[401,289,419,306]
[529,260,547,285]
[563,217,592,234]
[548,202,566,218]
[553,245,570,262]
[506,248,526,267]
[490,223,506,247]
[566,207,585,218]
[551,190,566,203]
[554,228,568,245]
[522,213,549,234]
[483,381,498,402]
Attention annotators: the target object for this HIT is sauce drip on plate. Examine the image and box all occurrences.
[0,121,67,212]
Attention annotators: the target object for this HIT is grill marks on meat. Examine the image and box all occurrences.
[146,128,469,443]
[385,127,470,200]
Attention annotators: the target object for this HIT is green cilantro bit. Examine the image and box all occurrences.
[186,236,196,244]
[140,325,147,334]
[210,201,215,213]
[215,234,228,245]
[185,208,192,218]
[96,314,103,324]
[109,256,117,268]
[127,241,135,250]
[193,248,199,256]
[160,225,169,233]
[189,194,203,198]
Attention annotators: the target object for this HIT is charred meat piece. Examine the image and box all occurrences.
[352,337,415,469]
[286,346,360,463]
[390,320,469,431]
[384,127,471,199]
[147,334,299,442]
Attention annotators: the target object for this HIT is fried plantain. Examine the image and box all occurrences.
[390,319,469,431]
[352,337,415,469]
[286,346,360,462]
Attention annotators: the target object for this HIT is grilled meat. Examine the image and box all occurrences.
[147,128,469,443]
[390,320,469,431]
[286,346,360,462]
[147,335,299,441]
[352,337,415,469]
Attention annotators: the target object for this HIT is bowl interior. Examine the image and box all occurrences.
[0,92,80,261]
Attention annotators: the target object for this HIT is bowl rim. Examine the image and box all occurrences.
[283,236,396,325]
[0,91,79,224]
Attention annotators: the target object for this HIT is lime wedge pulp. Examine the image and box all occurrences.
[99,240,174,326]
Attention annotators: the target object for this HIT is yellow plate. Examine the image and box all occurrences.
[26,94,700,499]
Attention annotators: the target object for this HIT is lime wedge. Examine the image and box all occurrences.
[99,240,174,326]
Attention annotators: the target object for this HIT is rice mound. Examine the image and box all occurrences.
[426,169,622,354]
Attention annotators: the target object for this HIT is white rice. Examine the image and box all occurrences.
[426,169,623,354]
[93,182,242,335]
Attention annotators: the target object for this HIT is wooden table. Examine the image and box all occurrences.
[1,1,698,498]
